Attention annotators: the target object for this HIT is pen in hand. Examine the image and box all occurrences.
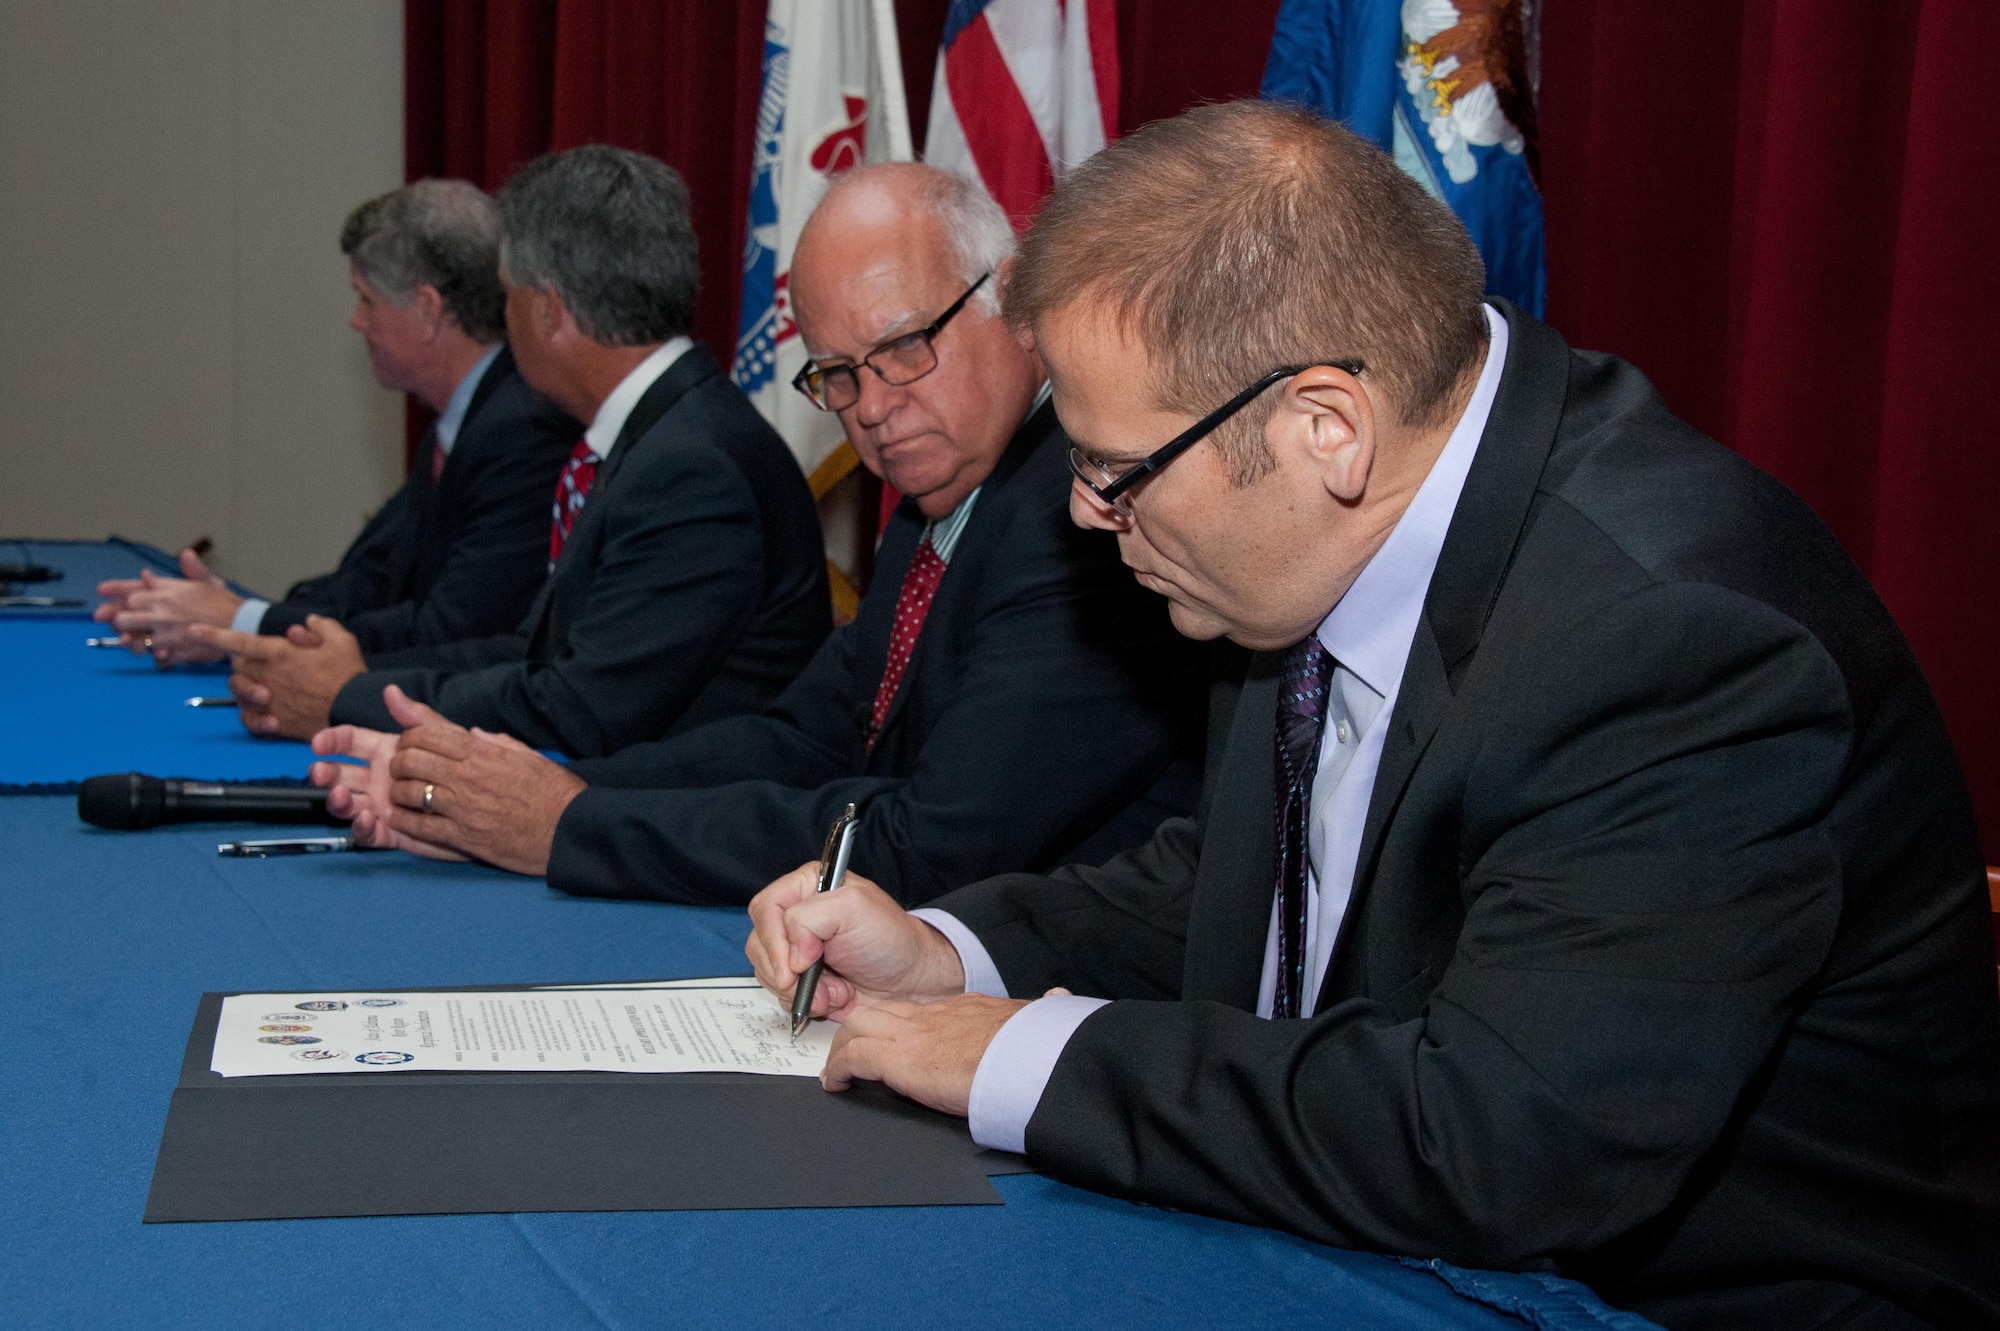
[790,802,860,1036]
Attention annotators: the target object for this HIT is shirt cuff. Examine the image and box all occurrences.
[966,994,1109,1155]
[230,597,271,634]
[909,908,1008,998]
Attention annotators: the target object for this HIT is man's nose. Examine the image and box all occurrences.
[851,365,904,428]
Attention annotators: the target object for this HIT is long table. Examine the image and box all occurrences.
[0,539,312,790]
[0,543,1655,1329]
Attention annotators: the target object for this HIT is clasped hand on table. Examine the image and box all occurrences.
[308,684,584,875]
[179,614,366,739]
[93,548,243,666]
[746,868,1056,1118]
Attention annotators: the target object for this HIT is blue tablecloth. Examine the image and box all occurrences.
[0,537,183,618]
[0,540,312,789]
[0,544,1659,1330]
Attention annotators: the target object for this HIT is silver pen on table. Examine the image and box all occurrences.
[184,696,238,708]
[217,835,354,858]
[790,802,860,1036]
[85,636,124,648]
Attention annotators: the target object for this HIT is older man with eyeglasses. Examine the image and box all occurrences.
[309,161,1208,909]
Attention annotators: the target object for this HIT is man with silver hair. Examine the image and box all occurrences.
[96,178,576,664]
[198,145,831,760]
[307,161,1207,910]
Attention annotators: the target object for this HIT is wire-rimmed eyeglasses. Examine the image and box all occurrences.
[1067,359,1364,517]
[791,272,992,412]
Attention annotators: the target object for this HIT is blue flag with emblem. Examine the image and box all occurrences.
[1262,0,1545,315]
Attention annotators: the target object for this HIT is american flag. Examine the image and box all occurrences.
[922,0,1120,232]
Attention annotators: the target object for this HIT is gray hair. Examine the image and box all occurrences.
[340,179,506,342]
[1009,101,1488,481]
[497,145,698,346]
[920,169,1015,314]
[815,163,1016,315]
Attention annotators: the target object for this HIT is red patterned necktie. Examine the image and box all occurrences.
[548,438,596,568]
[1272,634,1335,1019]
[867,538,948,753]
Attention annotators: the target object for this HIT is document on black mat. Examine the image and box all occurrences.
[210,983,831,1077]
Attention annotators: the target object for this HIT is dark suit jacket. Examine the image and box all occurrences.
[330,345,831,758]
[544,399,1208,908]
[935,305,2000,1331]
[262,347,576,654]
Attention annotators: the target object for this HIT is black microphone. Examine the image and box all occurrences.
[77,772,337,830]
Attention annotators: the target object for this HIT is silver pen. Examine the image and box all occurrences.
[184,696,238,708]
[790,802,860,1036]
[218,835,354,858]
[85,636,124,648]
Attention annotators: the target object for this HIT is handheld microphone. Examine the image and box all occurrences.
[77,772,337,830]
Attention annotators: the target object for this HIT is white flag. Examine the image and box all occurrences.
[734,0,913,478]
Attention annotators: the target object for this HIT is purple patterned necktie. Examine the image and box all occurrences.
[1273,634,1335,1018]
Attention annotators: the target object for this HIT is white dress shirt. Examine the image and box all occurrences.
[582,336,694,463]
[915,303,1511,1154]
[230,342,508,634]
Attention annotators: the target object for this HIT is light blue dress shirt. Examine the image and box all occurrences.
[915,304,1511,1154]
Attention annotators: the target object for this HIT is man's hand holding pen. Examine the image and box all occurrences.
[745,868,1048,1119]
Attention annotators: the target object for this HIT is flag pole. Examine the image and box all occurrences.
[868,0,914,162]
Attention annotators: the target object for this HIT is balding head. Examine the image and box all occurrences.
[790,165,1039,518]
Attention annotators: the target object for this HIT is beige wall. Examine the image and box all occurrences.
[0,0,405,592]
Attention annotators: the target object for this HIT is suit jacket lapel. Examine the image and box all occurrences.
[863,399,1059,750]
[1314,301,1574,1007]
[461,345,514,432]
[430,346,514,499]
[1181,653,1284,1008]
[591,344,718,494]
[521,344,720,645]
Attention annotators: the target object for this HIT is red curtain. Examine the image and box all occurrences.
[1539,0,2000,855]
[406,0,1999,853]
[404,0,1283,356]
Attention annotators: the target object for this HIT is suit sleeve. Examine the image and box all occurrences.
[545,503,1200,908]
[1011,583,1854,1268]
[927,661,1247,998]
[415,443,766,756]
[262,482,415,630]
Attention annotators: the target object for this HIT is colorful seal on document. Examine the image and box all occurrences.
[259,1035,320,1045]
[355,999,404,1008]
[293,1001,347,1011]
[293,1048,346,1062]
[354,1050,414,1065]
[259,1024,312,1032]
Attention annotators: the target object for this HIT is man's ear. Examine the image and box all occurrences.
[1274,366,1374,503]
[536,285,576,343]
[409,284,448,337]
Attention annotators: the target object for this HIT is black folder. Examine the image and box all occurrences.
[146,988,1027,1223]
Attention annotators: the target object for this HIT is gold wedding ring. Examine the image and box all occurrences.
[143,635,154,650]
[422,782,436,814]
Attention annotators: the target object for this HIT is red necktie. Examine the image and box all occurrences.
[429,433,447,482]
[548,438,597,568]
[867,538,947,752]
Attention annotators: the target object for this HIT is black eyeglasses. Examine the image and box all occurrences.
[1067,359,1364,516]
[792,272,992,412]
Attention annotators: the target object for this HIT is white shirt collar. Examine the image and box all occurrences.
[435,343,503,454]
[582,336,695,462]
[1315,303,1509,696]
